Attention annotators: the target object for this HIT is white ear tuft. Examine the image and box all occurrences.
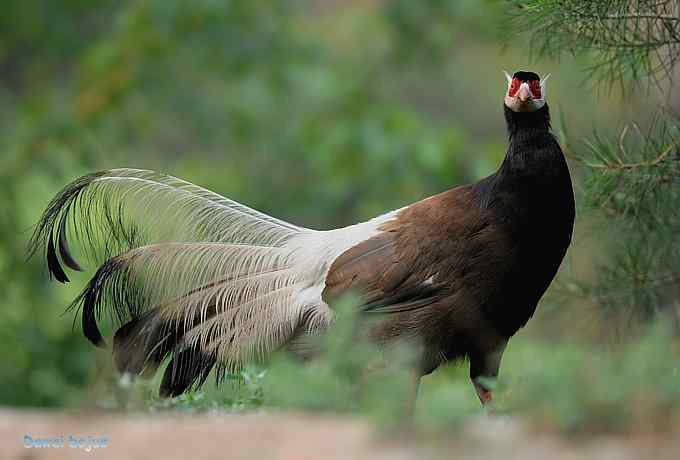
[503,70,512,85]
[540,73,551,98]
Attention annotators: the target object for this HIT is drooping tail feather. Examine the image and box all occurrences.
[28,169,304,278]
[27,169,334,394]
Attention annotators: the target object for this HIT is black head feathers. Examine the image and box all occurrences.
[512,71,540,81]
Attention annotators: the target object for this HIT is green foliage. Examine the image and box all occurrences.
[259,296,416,424]
[498,323,680,433]
[564,120,680,320]
[383,0,506,63]
[102,303,680,435]
[106,294,483,428]
[506,2,680,434]
[512,0,680,85]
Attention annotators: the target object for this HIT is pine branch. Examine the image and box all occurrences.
[513,0,680,84]
[566,118,680,318]
[578,130,680,171]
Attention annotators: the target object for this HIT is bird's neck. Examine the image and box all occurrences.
[476,104,575,337]
[503,104,552,145]
[476,103,571,209]
[497,104,561,180]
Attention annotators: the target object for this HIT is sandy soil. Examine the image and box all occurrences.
[2,409,679,460]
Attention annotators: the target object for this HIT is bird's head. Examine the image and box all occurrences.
[503,70,549,113]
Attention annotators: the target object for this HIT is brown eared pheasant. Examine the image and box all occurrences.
[30,70,575,405]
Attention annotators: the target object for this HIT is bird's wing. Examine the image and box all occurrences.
[323,222,447,315]
[322,186,484,316]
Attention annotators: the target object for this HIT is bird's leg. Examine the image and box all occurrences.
[403,368,421,417]
[472,379,493,405]
[469,339,508,407]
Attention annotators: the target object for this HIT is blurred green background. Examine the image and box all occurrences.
[0,0,668,420]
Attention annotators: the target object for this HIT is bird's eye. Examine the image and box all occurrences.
[529,80,542,98]
[508,78,521,97]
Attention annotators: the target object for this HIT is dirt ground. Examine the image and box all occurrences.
[2,408,679,460]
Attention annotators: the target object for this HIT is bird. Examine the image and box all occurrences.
[29,70,574,405]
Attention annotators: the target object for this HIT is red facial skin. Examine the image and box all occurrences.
[508,78,521,97]
[529,79,542,98]
[508,78,541,99]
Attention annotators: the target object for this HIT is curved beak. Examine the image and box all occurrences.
[517,83,532,103]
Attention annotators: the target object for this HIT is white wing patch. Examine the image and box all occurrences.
[286,208,402,305]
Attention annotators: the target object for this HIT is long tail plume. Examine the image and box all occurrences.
[28,169,331,395]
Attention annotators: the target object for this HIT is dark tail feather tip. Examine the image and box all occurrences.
[82,298,106,348]
[159,348,216,398]
[58,215,83,272]
[47,234,69,283]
